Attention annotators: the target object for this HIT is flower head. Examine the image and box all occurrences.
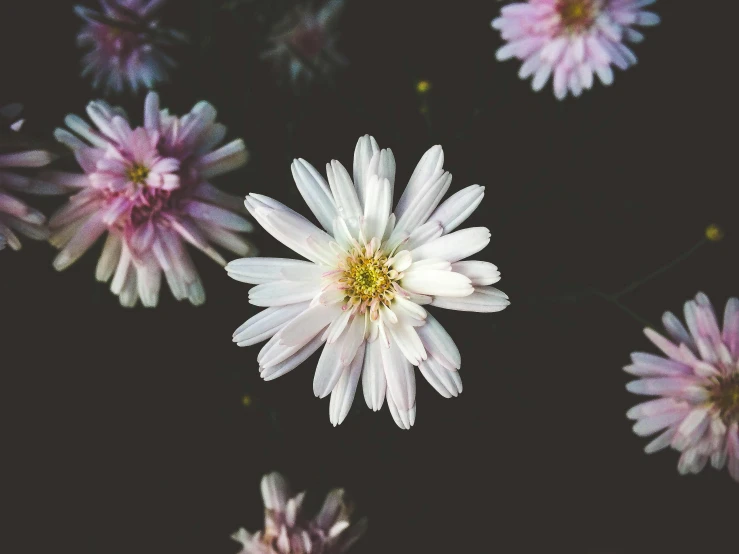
[626,293,739,482]
[262,0,347,86]
[48,92,253,307]
[0,104,63,251]
[493,0,660,99]
[228,135,509,428]
[75,0,184,94]
[232,472,366,554]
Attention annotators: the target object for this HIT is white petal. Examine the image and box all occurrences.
[280,303,342,348]
[393,171,452,235]
[430,286,510,313]
[326,160,361,220]
[329,342,366,426]
[234,303,309,346]
[451,261,500,286]
[395,145,444,219]
[427,185,485,233]
[291,158,337,232]
[386,322,427,366]
[249,281,320,307]
[410,227,490,262]
[260,333,324,381]
[362,175,392,241]
[381,340,416,410]
[419,357,462,398]
[353,135,379,208]
[401,269,473,298]
[226,257,322,284]
[416,313,461,370]
[362,340,386,411]
[261,472,290,510]
[313,336,349,399]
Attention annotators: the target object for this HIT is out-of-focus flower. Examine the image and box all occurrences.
[0,104,65,251]
[232,472,366,554]
[75,0,185,94]
[625,293,739,482]
[705,224,724,243]
[47,92,253,307]
[228,135,509,428]
[492,0,660,99]
[262,0,347,86]
[416,80,431,94]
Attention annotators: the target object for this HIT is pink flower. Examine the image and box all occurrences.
[262,0,347,86]
[232,472,366,554]
[493,0,660,99]
[75,0,184,94]
[0,104,65,251]
[626,293,739,482]
[47,92,253,307]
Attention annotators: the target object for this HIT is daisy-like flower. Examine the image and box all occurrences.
[232,472,366,554]
[227,135,509,428]
[262,0,347,86]
[0,104,62,251]
[625,293,739,482]
[76,0,184,94]
[47,92,253,307]
[492,0,660,99]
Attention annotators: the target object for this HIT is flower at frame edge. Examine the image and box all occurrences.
[492,0,660,99]
[75,0,184,94]
[46,92,253,307]
[262,0,348,87]
[0,104,66,251]
[232,472,366,554]
[227,135,509,429]
[625,293,739,482]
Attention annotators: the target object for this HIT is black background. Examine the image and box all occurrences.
[2,1,737,553]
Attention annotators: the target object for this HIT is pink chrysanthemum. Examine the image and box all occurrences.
[493,0,660,99]
[47,92,253,307]
[0,104,64,251]
[232,472,366,554]
[75,0,184,94]
[228,135,509,429]
[262,0,347,86]
[625,293,739,482]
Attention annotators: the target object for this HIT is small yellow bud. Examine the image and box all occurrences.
[705,224,724,242]
[416,80,431,94]
[242,395,253,407]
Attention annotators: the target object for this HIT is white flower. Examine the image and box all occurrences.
[228,136,509,428]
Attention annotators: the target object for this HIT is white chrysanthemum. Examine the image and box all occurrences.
[228,136,509,429]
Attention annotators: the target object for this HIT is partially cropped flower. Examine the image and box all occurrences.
[262,0,347,86]
[625,293,739,482]
[0,104,64,251]
[76,0,185,94]
[228,135,509,428]
[232,472,366,554]
[493,0,660,99]
[47,92,253,307]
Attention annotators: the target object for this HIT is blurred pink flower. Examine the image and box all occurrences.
[47,92,253,307]
[493,0,660,99]
[232,472,366,554]
[626,293,739,482]
[262,0,347,86]
[76,0,184,94]
[228,136,508,428]
[0,104,65,251]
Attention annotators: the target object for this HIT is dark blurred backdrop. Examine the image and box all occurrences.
[2,1,737,553]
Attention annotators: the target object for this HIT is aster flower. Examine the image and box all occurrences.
[625,293,739,482]
[76,0,185,94]
[47,92,253,307]
[262,0,347,86]
[0,104,63,251]
[227,135,509,428]
[232,472,366,554]
[492,0,660,99]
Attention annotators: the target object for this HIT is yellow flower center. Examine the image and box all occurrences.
[711,373,739,424]
[127,164,150,185]
[345,256,392,301]
[557,0,599,31]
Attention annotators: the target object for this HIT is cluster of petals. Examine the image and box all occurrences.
[0,104,66,251]
[626,293,739,482]
[493,0,660,99]
[76,0,183,94]
[232,472,366,554]
[262,0,347,86]
[228,135,509,428]
[47,92,252,307]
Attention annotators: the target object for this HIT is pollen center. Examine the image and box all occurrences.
[345,257,390,300]
[710,373,739,424]
[127,164,150,185]
[557,0,599,31]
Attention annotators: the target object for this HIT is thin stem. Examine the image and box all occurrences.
[591,290,655,328]
[612,239,708,300]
